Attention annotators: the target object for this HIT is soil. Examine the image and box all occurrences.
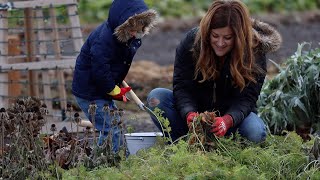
[134,11,320,67]
[82,11,320,133]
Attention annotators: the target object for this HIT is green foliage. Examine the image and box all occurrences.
[242,0,319,14]
[78,0,113,23]
[153,107,173,143]
[63,132,320,179]
[77,0,320,23]
[258,43,320,134]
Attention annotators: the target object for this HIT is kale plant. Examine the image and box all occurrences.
[258,43,320,138]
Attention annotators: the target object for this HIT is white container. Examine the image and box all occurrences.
[125,132,163,155]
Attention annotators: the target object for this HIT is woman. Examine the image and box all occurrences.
[72,0,157,151]
[147,0,281,143]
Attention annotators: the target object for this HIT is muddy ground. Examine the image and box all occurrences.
[82,11,320,133]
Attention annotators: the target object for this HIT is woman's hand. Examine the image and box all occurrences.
[210,114,233,137]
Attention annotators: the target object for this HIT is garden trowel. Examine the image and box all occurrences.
[122,81,160,122]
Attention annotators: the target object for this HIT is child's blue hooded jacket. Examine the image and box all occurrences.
[72,0,157,100]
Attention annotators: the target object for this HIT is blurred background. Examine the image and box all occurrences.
[77,0,320,66]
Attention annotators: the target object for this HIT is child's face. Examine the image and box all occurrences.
[129,24,145,38]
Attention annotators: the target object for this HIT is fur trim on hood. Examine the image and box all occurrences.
[252,19,282,53]
[114,9,158,43]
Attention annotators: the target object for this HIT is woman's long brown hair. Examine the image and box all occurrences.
[193,0,258,91]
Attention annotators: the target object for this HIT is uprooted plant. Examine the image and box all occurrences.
[186,111,234,156]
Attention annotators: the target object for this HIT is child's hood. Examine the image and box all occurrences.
[108,0,158,43]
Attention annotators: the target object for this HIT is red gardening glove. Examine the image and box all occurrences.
[112,87,131,102]
[210,114,233,137]
[186,112,199,126]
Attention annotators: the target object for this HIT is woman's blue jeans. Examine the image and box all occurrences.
[146,88,267,143]
[74,96,122,152]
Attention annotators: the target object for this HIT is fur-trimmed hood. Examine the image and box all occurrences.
[252,19,282,53]
[108,0,158,43]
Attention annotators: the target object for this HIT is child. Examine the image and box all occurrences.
[72,0,158,151]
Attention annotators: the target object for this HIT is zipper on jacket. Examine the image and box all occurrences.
[224,75,228,90]
[213,82,216,104]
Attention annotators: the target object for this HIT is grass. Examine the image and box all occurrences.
[63,132,320,179]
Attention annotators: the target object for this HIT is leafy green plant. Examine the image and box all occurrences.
[258,43,320,137]
[153,107,173,144]
[77,0,320,23]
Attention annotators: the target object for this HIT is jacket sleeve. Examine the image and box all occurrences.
[225,52,267,126]
[173,29,198,120]
[90,25,116,94]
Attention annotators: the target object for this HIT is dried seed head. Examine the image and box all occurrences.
[74,112,81,123]
[118,109,124,117]
[32,106,39,113]
[59,130,65,138]
[66,103,72,112]
[88,102,97,115]
[33,131,38,137]
[23,111,33,120]
[17,103,26,112]
[50,124,57,132]
[0,108,9,120]
[74,112,79,117]
[40,103,49,116]
[110,109,115,116]
[85,126,91,133]
[18,100,24,105]
[112,119,117,126]
[102,103,109,112]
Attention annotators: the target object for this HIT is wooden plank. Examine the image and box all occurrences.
[7,55,75,61]
[8,35,22,100]
[11,0,77,9]
[24,8,39,97]
[0,59,76,71]
[0,9,8,108]
[36,8,52,110]
[49,6,66,110]
[67,4,83,52]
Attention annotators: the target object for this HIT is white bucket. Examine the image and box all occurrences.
[125,132,163,155]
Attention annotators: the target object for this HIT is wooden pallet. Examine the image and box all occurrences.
[0,0,83,113]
